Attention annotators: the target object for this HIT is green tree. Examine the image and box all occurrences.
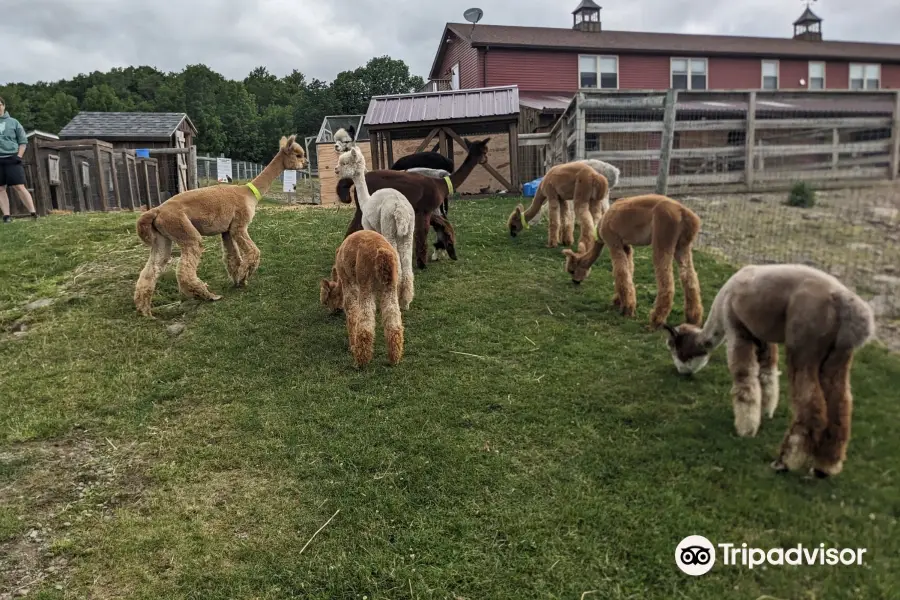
[35,91,80,132]
[83,84,129,112]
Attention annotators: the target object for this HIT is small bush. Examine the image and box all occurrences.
[786,181,816,208]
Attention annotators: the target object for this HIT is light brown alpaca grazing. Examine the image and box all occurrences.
[133,135,307,317]
[663,264,876,478]
[320,230,404,367]
[507,161,609,252]
[562,194,703,329]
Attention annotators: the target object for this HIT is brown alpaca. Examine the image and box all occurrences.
[562,194,703,329]
[338,138,491,269]
[507,161,610,252]
[133,135,307,317]
[663,264,876,478]
[320,230,404,367]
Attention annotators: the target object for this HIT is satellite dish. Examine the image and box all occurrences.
[463,7,483,24]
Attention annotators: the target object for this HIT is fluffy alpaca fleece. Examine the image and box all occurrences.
[526,159,621,227]
[507,160,609,252]
[663,264,876,478]
[320,230,404,367]
[333,125,355,152]
[337,138,490,269]
[335,145,415,310]
[134,135,307,317]
[404,167,456,261]
[563,194,703,329]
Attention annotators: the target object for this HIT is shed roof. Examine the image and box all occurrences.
[58,112,198,141]
[26,130,60,140]
[430,22,900,79]
[364,85,520,128]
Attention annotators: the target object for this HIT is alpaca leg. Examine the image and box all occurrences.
[351,293,377,367]
[560,200,575,247]
[611,245,631,308]
[380,289,405,365]
[648,243,676,330]
[609,245,636,317]
[675,245,704,326]
[812,348,855,477]
[134,236,173,317]
[772,356,828,473]
[232,227,260,286]
[342,285,362,362]
[221,232,243,286]
[399,242,415,310]
[546,198,561,248]
[758,342,780,419]
[176,241,221,301]
[728,334,762,437]
[414,213,430,269]
[574,204,596,254]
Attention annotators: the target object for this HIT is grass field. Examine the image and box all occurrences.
[1,197,899,599]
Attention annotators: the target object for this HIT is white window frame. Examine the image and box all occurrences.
[761,60,779,90]
[670,57,708,90]
[849,63,880,90]
[578,54,619,90]
[450,62,460,90]
[808,61,826,90]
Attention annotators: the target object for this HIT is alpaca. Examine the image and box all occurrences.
[320,229,404,367]
[562,194,703,329]
[507,160,609,252]
[528,159,621,227]
[333,125,356,152]
[337,137,490,269]
[390,138,474,216]
[133,135,307,317]
[662,264,876,478]
[334,145,416,310]
[404,167,457,261]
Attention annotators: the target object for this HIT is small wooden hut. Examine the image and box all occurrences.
[315,115,370,205]
[58,112,198,197]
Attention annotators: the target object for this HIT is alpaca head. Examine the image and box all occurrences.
[279,134,308,170]
[333,126,356,153]
[432,218,457,261]
[466,137,491,165]
[507,203,527,237]
[561,248,594,285]
[334,146,366,180]
[320,273,343,313]
[662,323,713,375]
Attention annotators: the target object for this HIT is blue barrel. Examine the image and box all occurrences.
[135,148,150,158]
[523,177,544,197]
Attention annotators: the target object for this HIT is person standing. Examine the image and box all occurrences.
[0,96,37,222]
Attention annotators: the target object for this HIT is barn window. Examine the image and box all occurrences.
[450,63,460,90]
[850,63,880,90]
[671,58,707,90]
[808,62,826,89]
[762,60,779,90]
[579,55,618,89]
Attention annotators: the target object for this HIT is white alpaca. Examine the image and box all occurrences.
[530,158,620,225]
[334,146,415,310]
[333,126,355,153]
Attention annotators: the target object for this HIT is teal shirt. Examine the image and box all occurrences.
[0,112,27,158]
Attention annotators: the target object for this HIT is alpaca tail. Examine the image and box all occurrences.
[834,290,876,351]
[136,208,161,246]
[374,247,399,289]
[393,203,414,240]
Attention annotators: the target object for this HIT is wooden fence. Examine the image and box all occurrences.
[519,89,900,194]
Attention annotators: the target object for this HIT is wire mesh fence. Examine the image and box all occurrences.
[519,89,900,350]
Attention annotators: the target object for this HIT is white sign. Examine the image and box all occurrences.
[282,170,297,193]
[216,157,233,182]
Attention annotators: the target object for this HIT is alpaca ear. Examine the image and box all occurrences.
[348,125,356,138]
[279,136,288,149]
[662,324,678,339]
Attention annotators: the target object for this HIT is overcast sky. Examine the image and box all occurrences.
[3,0,898,86]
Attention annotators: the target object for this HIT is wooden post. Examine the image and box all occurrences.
[384,131,394,167]
[655,89,678,195]
[832,128,840,171]
[109,150,123,209]
[891,90,900,180]
[371,132,382,170]
[744,91,758,188]
[414,127,441,153]
[123,153,136,209]
[188,145,198,190]
[509,122,520,191]
[32,138,53,216]
[142,161,152,208]
[92,143,108,211]
[574,93,586,160]
[438,129,449,162]
[68,150,86,212]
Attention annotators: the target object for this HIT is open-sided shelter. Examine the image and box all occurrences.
[315,115,370,205]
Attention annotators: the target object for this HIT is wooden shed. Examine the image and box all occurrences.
[315,115,370,206]
[57,112,198,197]
[363,85,521,195]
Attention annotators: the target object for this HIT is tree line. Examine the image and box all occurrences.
[0,57,424,163]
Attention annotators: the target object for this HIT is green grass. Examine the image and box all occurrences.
[1,198,899,599]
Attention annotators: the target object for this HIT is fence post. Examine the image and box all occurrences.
[92,143,108,211]
[890,90,900,180]
[188,145,198,189]
[655,89,678,195]
[744,91,758,189]
[574,93,586,160]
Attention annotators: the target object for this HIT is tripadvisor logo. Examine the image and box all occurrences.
[675,535,868,575]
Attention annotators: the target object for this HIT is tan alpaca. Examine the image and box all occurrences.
[507,161,609,251]
[663,264,876,478]
[133,135,307,317]
[320,230,404,367]
[563,194,703,329]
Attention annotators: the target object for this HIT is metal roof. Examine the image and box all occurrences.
[58,112,197,141]
[519,93,573,113]
[364,86,520,127]
[573,0,601,13]
[794,7,822,25]
[315,115,369,144]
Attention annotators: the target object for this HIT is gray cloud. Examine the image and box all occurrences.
[3,0,898,85]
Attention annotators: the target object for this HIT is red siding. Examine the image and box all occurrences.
[485,49,577,92]
[708,57,760,89]
[618,55,670,89]
[881,64,900,89]
[438,32,481,89]
[826,62,850,89]
[777,60,808,89]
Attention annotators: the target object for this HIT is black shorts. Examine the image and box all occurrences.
[0,157,26,187]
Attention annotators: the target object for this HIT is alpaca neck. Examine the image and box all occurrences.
[449,150,482,189]
[582,234,604,265]
[696,285,730,349]
[351,170,371,209]
[249,153,287,196]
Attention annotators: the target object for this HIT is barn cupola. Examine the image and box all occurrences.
[793,5,823,41]
[573,0,602,33]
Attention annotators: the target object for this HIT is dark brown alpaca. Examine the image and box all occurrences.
[337,138,490,269]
